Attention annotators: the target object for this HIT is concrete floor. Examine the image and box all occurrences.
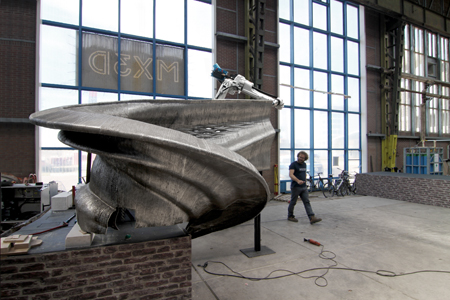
[191,193,450,300]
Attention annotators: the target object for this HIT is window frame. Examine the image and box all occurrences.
[278,0,362,184]
[38,0,213,189]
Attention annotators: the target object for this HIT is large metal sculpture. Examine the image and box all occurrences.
[29,99,276,238]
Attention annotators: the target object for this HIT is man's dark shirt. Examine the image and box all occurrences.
[289,161,307,189]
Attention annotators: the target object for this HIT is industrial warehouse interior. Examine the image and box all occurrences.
[1,0,450,300]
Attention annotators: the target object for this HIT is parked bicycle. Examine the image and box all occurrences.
[328,169,351,197]
[348,171,358,194]
[306,172,331,198]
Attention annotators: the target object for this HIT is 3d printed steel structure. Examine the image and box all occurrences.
[29,99,275,238]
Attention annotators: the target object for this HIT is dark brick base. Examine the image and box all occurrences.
[1,236,192,300]
[356,172,450,208]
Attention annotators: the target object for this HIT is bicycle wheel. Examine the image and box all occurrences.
[340,182,349,196]
[328,182,336,197]
[322,182,331,198]
[350,181,357,194]
[307,179,313,193]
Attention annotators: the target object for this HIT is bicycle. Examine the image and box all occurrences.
[328,169,350,197]
[327,174,338,197]
[348,171,358,194]
[339,169,353,196]
[306,172,331,198]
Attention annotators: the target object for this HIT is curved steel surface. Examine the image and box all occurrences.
[29,99,275,238]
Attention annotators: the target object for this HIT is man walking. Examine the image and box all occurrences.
[288,151,322,224]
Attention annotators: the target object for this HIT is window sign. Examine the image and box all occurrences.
[81,33,185,95]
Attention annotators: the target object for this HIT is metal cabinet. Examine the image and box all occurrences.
[404,147,444,175]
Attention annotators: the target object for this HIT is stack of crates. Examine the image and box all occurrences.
[404,147,444,175]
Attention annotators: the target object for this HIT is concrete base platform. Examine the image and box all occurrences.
[240,245,276,258]
[191,194,450,300]
[65,223,94,249]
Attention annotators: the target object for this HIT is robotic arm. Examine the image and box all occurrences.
[211,64,284,110]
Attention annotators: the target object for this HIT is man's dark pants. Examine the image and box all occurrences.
[288,186,314,218]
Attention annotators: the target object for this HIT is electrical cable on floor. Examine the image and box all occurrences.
[197,244,450,287]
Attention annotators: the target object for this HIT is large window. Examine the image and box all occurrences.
[400,25,450,137]
[279,0,361,186]
[39,0,213,190]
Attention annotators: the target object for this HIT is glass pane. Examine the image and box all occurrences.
[81,33,118,90]
[120,38,153,93]
[155,45,185,95]
[279,23,291,63]
[313,71,327,109]
[348,113,360,148]
[313,32,327,69]
[331,74,344,110]
[41,0,79,25]
[414,28,424,53]
[279,0,290,20]
[414,53,424,76]
[331,112,344,148]
[81,91,118,103]
[280,65,291,105]
[441,37,449,61]
[314,111,328,148]
[414,103,420,133]
[188,50,213,98]
[294,27,310,66]
[313,3,327,31]
[413,81,422,133]
[39,87,78,111]
[441,61,449,82]
[280,150,292,182]
[347,41,359,75]
[280,108,291,148]
[404,25,410,48]
[40,25,77,86]
[294,109,310,148]
[82,0,118,32]
[331,150,344,176]
[121,0,153,38]
[428,33,437,57]
[403,50,410,73]
[40,149,79,192]
[294,68,310,107]
[294,0,309,26]
[346,4,358,39]
[401,78,410,104]
[313,150,328,177]
[330,0,343,35]
[399,103,411,132]
[347,77,360,112]
[442,92,450,134]
[330,36,343,72]
[39,87,79,148]
[348,150,360,173]
[188,0,212,48]
[120,93,153,101]
[155,0,184,43]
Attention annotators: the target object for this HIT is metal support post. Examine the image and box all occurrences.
[240,172,275,258]
[254,214,261,251]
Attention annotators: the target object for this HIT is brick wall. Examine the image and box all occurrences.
[0,236,192,300]
[356,172,450,208]
[0,0,37,178]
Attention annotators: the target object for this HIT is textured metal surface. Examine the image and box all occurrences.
[29,99,275,238]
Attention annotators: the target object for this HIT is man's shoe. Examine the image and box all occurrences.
[310,216,322,224]
[288,216,298,222]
